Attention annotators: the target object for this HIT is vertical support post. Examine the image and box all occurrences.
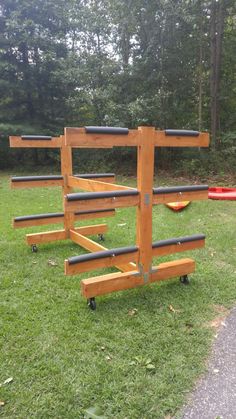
[136,126,155,282]
[61,135,74,236]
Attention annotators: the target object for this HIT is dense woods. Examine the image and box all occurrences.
[0,0,235,174]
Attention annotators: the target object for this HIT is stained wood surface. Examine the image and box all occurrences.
[11,179,64,188]
[68,176,135,192]
[9,136,62,148]
[66,232,136,273]
[26,229,67,245]
[65,248,139,275]
[152,238,205,257]
[153,190,208,204]
[65,195,139,212]
[136,127,155,280]
[81,258,195,298]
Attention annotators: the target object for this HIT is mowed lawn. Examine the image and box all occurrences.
[0,171,235,419]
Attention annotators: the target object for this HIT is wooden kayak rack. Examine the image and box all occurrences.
[10,126,210,309]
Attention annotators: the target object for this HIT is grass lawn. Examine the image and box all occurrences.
[0,170,236,418]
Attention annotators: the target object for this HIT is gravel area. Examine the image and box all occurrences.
[180,307,236,419]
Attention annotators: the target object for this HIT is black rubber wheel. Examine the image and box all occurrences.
[180,275,190,285]
[31,244,38,253]
[98,234,105,242]
[87,297,96,310]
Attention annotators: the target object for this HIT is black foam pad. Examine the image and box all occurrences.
[66,189,138,201]
[14,212,64,222]
[75,209,115,215]
[165,129,199,137]
[152,234,205,249]
[14,208,115,222]
[85,126,129,135]
[11,175,63,182]
[73,173,115,179]
[21,135,52,140]
[153,185,208,194]
[68,245,138,265]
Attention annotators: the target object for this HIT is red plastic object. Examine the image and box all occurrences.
[208,187,236,200]
[165,201,190,211]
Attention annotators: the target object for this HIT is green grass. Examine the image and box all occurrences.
[0,171,236,418]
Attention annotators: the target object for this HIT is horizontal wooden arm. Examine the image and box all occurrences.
[9,136,62,148]
[81,258,195,298]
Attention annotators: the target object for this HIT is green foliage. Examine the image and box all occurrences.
[0,0,236,172]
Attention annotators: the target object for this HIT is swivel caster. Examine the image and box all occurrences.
[31,244,38,253]
[87,297,96,310]
[98,234,105,242]
[180,275,190,285]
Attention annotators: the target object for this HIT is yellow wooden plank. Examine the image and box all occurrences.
[136,127,155,280]
[64,127,140,148]
[68,176,135,192]
[74,210,115,221]
[152,239,205,257]
[153,190,208,205]
[81,258,195,298]
[70,224,108,238]
[65,249,139,275]
[154,131,209,147]
[65,195,139,212]
[13,215,64,229]
[9,136,62,148]
[61,139,74,235]
[26,229,67,245]
[66,232,136,273]
[11,179,64,189]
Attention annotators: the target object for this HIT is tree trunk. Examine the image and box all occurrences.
[210,0,225,149]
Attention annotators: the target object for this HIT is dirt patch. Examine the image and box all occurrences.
[206,305,230,330]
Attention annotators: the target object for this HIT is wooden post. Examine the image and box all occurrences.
[136,127,155,283]
[61,135,74,236]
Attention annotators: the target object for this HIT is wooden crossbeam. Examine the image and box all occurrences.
[65,247,139,275]
[136,126,155,280]
[64,127,209,149]
[26,229,67,245]
[67,232,136,272]
[153,189,208,205]
[65,194,139,212]
[11,178,64,189]
[68,176,135,192]
[154,131,209,147]
[26,224,108,246]
[81,258,195,298]
[65,127,140,148]
[13,209,115,229]
[152,237,205,257]
[9,136,62,148]
[70,224,108,238]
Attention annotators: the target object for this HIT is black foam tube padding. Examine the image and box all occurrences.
[14,213,64,222]
[73,173,115,179]
[85,126,129,135]
[152,234,205,249]
[66,189,139,201]
[14,209,115,222]
[21,135,52,140]
[165,129,199,137]
[11,175,63,182]
[75,209,115,215]
[153,185,208,194]
[68,245,138,265]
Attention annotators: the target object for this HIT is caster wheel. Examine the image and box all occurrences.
[98,234,105,242]
[180,275,190,285]
[87,297,96,310]
[31,244,38,253]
